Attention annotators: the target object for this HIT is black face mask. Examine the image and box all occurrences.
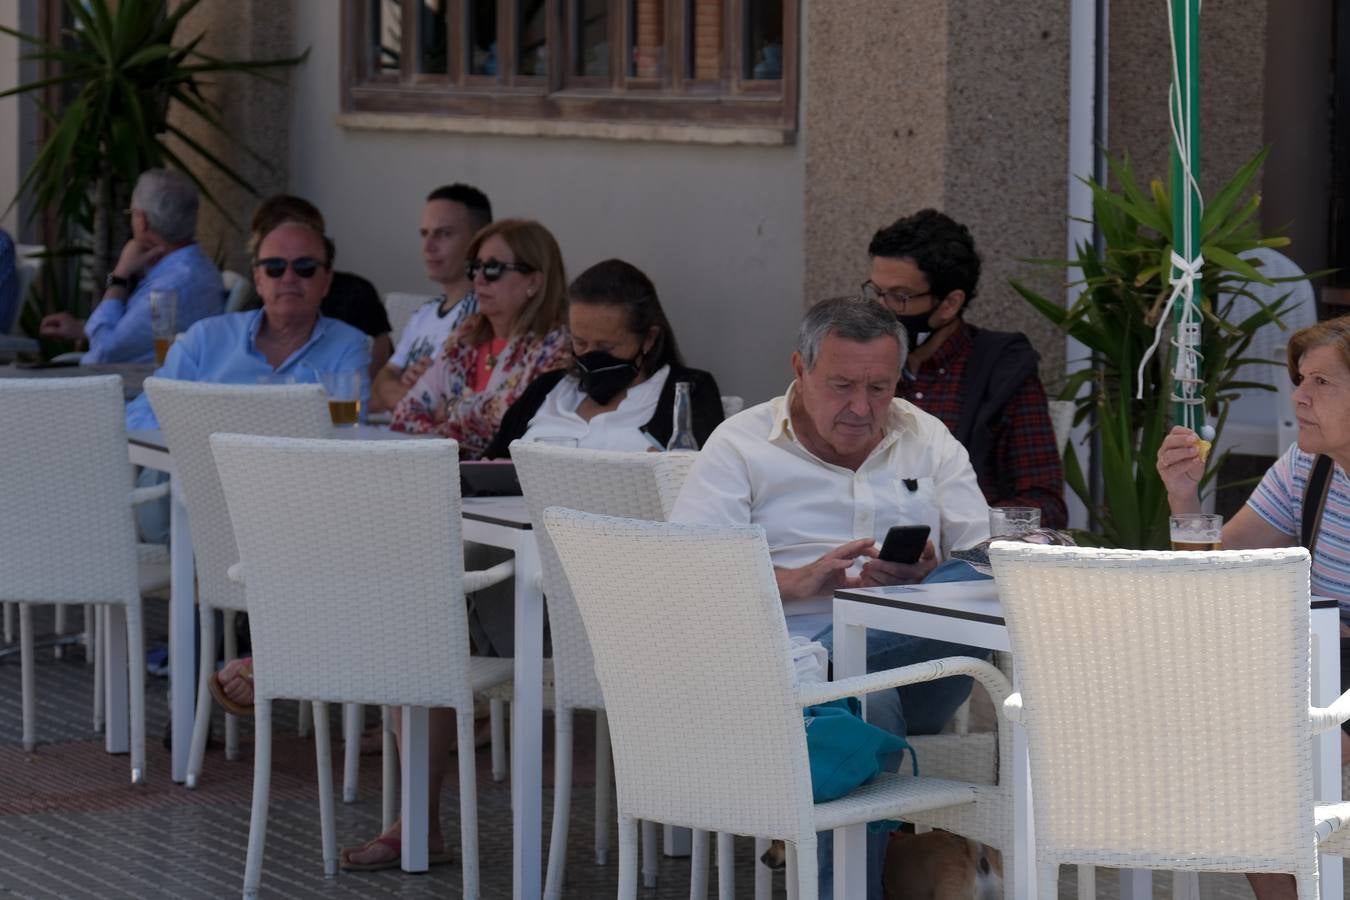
[894,310,936,353]
[575,350,641,404]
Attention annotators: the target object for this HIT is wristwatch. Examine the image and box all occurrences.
[105,273,130,290]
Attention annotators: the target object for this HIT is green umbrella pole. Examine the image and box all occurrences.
[1169,0,1205,433]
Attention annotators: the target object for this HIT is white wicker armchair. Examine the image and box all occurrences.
[509,442,696,898]
[384,292,436,347]
[989,542,1350,898]
[0,376,165,783]
[544,508,1013,900]
[143,378,334,788]
[212,434,513,900]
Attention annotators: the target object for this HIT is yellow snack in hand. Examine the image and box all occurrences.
[1194,439,1212,463]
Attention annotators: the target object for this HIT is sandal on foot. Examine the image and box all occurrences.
[207,662,254,717]
[339,834,453,872]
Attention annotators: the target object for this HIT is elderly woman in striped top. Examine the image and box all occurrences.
[1157,315,1350,900]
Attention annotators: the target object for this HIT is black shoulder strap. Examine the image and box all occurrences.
[1302,453,1335,551]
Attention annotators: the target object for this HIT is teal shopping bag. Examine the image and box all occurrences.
[803,697,914,803]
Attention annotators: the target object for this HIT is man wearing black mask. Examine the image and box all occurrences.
[864,209,1066,527]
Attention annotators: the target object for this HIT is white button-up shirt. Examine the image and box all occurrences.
[520,365,670,452]
[670,383,990,620]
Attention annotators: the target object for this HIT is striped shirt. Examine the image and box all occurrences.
[1248,444,1350,619]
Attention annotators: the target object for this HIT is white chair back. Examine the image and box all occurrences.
[11,245,43,335]
[989,543,1314,875]
[544,508,813,840]
[511,442,695,710]
[221,270,250,313]
[212,435,476,709]
[1046,399,1074,456]
[720,395,745,418]
[0,376,140,605]
[1222,247,1316,456]
[385,292,437,347]
[143,378,332,612]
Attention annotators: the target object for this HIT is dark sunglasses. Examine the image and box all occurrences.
[256,257,325,279]
[467,258,534,283]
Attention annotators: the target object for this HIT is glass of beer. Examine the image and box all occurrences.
[149,289,178,365]
[321,369,362,426]
[1169,513,1223,551]
[990,506,1040,538]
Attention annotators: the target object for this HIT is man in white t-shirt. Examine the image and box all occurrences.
[370,183,492,413]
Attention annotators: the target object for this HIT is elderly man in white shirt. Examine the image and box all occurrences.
[671,296,991,899]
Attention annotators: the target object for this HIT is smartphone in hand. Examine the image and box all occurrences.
[878,524,932,565]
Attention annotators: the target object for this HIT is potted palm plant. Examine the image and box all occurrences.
[1013,149,1307,549]
[0,0,306,344]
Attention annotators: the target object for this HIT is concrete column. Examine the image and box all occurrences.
[167,0,297,274]
[804,0,1070,380]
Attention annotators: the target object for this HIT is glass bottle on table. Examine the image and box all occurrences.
[666,381,699,451]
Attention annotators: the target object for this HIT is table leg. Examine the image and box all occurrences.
[104,605,129,754]
[400,705,429,872]
[168,479,196,784]
[1119,870,1151,899]
[833,619,868,900]
[664,825,692,857]
[1314,609,1343,898]
[512,538,544,900]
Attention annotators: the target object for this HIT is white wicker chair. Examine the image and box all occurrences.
[0,375,165,783]
[988,542,1350,898]
[543,508,1013,900]
[211,434,514,900]
[143,378,335,788]
[384,292,437,348]
[221,270,249,313]
[508,442,697,898]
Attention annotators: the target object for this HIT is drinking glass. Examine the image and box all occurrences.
[1169,513,1223,551]
[320,370,362,426]
[989,506,1040,538]
[149,289,178,365]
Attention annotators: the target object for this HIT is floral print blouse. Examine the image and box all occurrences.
[391,314,570,458]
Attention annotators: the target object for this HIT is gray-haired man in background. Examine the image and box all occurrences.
[40,168,223,363]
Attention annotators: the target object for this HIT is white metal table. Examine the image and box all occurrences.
[831,580,1343,900]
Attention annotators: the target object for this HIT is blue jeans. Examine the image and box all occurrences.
[812,560,993,900]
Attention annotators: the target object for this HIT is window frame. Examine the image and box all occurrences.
[340,0,798,134]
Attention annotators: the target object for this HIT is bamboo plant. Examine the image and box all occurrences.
[1013,149,1307,549]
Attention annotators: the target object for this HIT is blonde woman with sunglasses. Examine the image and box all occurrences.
[391,218,569,459]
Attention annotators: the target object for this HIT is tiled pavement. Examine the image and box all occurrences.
[0,603,1328,899]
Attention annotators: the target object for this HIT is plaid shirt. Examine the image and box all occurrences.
[896,321,1067,527]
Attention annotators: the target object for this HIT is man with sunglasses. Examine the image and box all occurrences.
[865,209,1066,528]
[124,219,371,433]
[370,183,492,413]
[39,168,223,364]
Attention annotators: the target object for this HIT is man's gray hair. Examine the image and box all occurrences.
[130,168,199,245]
[796,296,907,372]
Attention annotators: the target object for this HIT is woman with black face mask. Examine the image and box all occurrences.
[483,259,725,457]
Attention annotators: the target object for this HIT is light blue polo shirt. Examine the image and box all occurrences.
[83,243,224,364]
[125,308,371,431]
